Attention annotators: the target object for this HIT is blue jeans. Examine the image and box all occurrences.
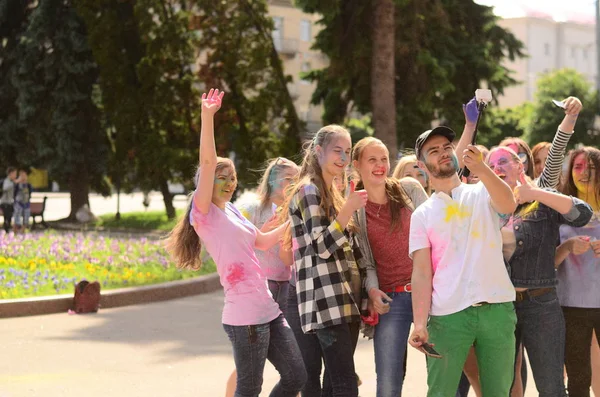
[268,280,289,315]
[514,289,567,397]
[223,314,307,397]
[374,291,413,397]
[286,284,323,396]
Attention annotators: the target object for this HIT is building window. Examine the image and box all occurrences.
[300,20,311,42]
[583,49,588,59]
[545,43,550,56]
[272,17,283,39]
[571,47,577,58]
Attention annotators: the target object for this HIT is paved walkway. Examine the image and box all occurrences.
[1,291,543,397]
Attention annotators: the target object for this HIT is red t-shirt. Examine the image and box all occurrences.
[365,200,413,292]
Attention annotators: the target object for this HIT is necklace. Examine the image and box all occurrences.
[377,204,383,217]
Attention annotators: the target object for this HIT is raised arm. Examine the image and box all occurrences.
[193,89,225,214]
[537,97,581,189]
[456,97,478,170]
[514,173,593,226]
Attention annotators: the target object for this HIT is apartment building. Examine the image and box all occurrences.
[268,0,327,133]
[498,15,597,108]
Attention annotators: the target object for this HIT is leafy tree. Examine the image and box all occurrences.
[296,0,525,152]
[0,0,35,169]
[525,69,597,147]
[193,0,303,189]
[478,102,533,149]
[76,0,201,219]
[12,0,109,219]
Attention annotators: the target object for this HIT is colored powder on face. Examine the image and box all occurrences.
[226,262,246,287]
[450,155,459,171]
[444,202,471,223]
[340,151,348,163]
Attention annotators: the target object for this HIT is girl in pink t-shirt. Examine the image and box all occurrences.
[167,89,305,397]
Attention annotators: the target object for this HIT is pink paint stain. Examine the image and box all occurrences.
[226,262,246,287]
[292,239,300,251]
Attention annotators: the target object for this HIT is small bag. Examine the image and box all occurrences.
[73,280,101,313]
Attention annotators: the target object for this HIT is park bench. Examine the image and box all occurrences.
[0,196,48,229]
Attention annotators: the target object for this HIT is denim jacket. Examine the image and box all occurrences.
[508,190,592,288]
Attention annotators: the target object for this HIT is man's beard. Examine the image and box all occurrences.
[424,156,458,179]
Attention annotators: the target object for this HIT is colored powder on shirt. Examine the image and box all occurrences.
[226,262,246,287]
[444,202,471,223]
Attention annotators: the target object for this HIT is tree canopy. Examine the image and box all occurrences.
[296,0,526,150]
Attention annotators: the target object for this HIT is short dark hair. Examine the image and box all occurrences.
[6,167,16,175]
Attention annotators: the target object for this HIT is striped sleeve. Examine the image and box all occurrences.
[536,129,572,189]
[295,184,348,260]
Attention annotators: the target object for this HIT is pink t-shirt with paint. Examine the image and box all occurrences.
[190,200,281,326]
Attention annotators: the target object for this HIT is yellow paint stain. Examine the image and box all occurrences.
[522,201,539,215]
[240,209,251,220]
[444,202,471,223]
[471,229,481,239]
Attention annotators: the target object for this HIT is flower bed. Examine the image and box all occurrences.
[0,231,215,300]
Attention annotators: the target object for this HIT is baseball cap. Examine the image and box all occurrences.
[414,126,456,160]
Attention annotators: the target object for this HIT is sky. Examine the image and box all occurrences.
[475,0,596,24]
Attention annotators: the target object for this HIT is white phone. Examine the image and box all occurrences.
[475,89,493,104]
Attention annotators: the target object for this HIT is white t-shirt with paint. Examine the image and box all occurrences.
[409,182,515,316]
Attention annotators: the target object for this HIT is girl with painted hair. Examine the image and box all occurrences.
[485,145,592,397]
[392,154,431,195]
[167,89,306,397]
[281,124,368,396]
[555,146,600,397]
[237,157,300,312]
[351,137,428,396]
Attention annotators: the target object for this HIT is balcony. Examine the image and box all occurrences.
[273,37,299,56]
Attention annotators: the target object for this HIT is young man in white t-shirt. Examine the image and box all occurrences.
[408,127,517,397]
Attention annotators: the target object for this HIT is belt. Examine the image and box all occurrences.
[515,287,554,303]
[384,283,412,293]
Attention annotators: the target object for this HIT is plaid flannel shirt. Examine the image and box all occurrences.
[290,183,365,333]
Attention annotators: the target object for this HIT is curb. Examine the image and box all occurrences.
[0,273,221,318]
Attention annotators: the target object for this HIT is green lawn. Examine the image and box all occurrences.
[95,209,184,231]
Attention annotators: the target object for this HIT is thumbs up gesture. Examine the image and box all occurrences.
[343,180,369,213]
[513,172,538,205]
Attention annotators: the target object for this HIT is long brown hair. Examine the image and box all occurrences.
[352,137,410,232]
[279,124,351,248]
[499,137,535,179]
[560,147,600,207]
[166,157,235,270]
[256,157,299,212]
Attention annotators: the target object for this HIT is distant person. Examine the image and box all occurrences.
[1,167,17,232]
[13,169,33,233]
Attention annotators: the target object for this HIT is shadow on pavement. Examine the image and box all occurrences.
[43,292,232,362]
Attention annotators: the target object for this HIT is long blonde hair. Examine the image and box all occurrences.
[279,125,351,248]
[166,157,235,270]
[393,154,431,195]
[352,137,410,231]
[256,157,299,212]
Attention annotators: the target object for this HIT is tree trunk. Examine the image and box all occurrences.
[159,179,176,219]
[371,0,397,160]
[68,164,90,220]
